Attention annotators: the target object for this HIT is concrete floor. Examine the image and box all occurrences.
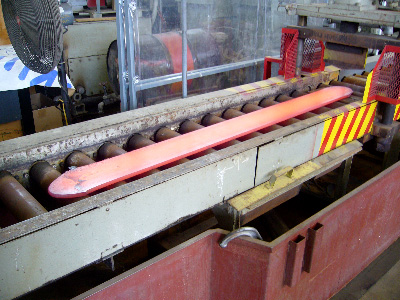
[332,237,400,300]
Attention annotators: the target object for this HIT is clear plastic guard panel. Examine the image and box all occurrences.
[129,0,326,103]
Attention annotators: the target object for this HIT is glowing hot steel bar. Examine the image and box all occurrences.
[49,86,352,198]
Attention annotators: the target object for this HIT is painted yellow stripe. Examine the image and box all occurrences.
[358,102,377,137]
[323,113,345,154]
[319,117,333,152]
[240,84,257,92]
[347,105,366,141]
[356,105,371,138]
[395,104,400,120]
[256,81,270,88]
[363,72,373,103]
[226,87,240,93]
[269,77,285,85]
[336,109,356,148]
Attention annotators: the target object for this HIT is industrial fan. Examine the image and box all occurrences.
[1,0,71,123]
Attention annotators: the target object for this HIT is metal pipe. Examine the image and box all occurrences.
[179,120,204,133]
[65,151,95,169]
[155,127,181,142]
[295,38,305,77]
[127,134,156,150]
[330,80,365,93]
[58,52,72,125]
[135,59,264,91]
[242,104,262,113]
[154,128,191,166]
[181,0,188,98]
[30,161,62,192]
[0,170,47,221]
[258,99,283,133]
[276,94,293,102]
[179,121,217,156]
[116,0,128,112]
[382,103,396,125]
[201,114,226,126]
[221,109,263,140]
[96,0,100,13]
[97,143,127,160]
[125,0,138,109]
[127,134,182,171]
[223,108,244,120]
[290,90,308,97]
[259,98,279,107]
[296,111,317,120]
[342,76,367,87]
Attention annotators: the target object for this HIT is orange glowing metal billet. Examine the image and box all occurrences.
[49,86,352,198]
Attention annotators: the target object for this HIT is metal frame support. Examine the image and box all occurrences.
[334,157,353,199]
[124,0,138,110]
[181,0,188,98]
[116,0,128,112]
[295,16,307,77]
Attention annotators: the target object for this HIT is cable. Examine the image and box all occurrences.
[58,100,69,126]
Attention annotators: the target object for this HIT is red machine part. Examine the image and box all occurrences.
[278,28,299,79]
[264,29,325,80]
[367,45,400,105]
[301,39,325,73]
[86,0,106,7]
[155,32,195,93]
[48,87,352,198]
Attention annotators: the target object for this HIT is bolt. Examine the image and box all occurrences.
[23,173,29,179]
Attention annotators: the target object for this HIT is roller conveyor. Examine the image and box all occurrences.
[0,68,390,299]
[1,76,365,222]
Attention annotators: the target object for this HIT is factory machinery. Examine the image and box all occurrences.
[2,2,400,300]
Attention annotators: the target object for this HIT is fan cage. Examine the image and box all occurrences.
[1,0,63,74]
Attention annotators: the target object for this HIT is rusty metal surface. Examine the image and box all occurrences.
[342,76,367,87]
[324,43,368,70]
[65,151,95,169]
[29,161,61,192]
[97,142,127,160]
[0,70,339,184]
[74,159,400,300]
[288,26,400,50]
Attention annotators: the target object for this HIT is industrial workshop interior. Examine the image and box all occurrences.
[2,0,400,299]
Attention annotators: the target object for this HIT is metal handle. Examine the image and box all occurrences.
[219,227,263,248]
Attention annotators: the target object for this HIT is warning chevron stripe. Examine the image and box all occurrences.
[394,104,400,120]
[318,101,377,155]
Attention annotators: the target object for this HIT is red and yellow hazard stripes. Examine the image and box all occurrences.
[318,101,377,155]
[394,104,400,121]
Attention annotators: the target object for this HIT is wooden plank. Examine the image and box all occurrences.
[75,17,116,23]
